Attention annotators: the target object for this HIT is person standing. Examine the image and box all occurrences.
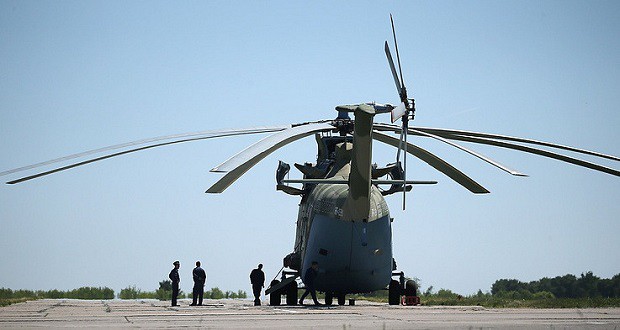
[249,264,265,306]
[299,261,321,305]
[190,261,207,306]
[169,260,180,307]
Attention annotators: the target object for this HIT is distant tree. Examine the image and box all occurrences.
[550,274,577,298]
[491,272,620,299]
[237,290,247,299]
[156,279,180,301]
[64,287,114,299]
[45,289,64,299]
[491,279,527,295]
[159,280,172,291]
[576,271,600,298]
[436,289,458,298]
[613,274,620,297]
[119,286,141,299]
[0,288,13,299]
[207,287,224,299]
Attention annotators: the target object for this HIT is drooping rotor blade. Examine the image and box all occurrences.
[5,127,287,184]
[413,127,620,162]
[206,122,335,194]
[410,128,527,176]
[375,124,527,176]
[1,126,287,178]
[373,131,490,194]
[431,133,620,177]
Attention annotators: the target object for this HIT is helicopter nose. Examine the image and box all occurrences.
[303,214,393,292]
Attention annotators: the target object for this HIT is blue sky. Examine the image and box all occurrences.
[1,1,619,296]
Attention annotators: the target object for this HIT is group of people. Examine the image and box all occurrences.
[168,260,320,306]
[168,260,207,307]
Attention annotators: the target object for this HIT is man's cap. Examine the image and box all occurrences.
[173,260,180,265]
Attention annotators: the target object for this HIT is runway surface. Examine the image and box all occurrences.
[1,298,619,329]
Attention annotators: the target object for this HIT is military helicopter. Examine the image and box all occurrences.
[3,15,619,306]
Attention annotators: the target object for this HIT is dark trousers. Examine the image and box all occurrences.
[299,286,319,304]
[192,284,204,305]
[171,282,179,306]
[252,284,262,306]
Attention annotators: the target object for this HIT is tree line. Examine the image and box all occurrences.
[491,272,620,299]
[1,287,114,300]
[1,280,247,301]
[118,280,247,300]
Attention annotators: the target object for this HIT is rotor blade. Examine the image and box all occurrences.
[1,126,287,178]
[375,124,527,176]
[206,122,335,194]
[385,41,403,97]
[413,127,620,162]
[432,133,620,177]
[373,131,490,194]
[5,127,287,184]
[390,14,406,92]
[410,128,528,176]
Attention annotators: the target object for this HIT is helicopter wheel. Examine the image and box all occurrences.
[337,293,346,306]
[404,279,417,296]
[324,292,333,306]
[285,281,298,306]
[388,280,401,305]
[269,280,281,306]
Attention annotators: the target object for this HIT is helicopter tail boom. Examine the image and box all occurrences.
[342,104,375,221]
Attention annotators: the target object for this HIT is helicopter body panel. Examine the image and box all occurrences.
[295,182,393,293]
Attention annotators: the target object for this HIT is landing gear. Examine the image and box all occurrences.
[388,280,401,305]
[324,292,346,305]
[266,270,299,306]
[269,280,281,306]
[337,293,346,306]
[285,281,298,306]
[389,271,420,305]
[325,292,333,306]
[405,279,417,296]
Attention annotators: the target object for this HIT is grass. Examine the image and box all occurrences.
[0,298,38,307]
[359,295,620,308]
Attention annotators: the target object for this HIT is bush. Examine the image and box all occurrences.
[66,287,114,299]
[532,291,555,300]
[120,286,141,299]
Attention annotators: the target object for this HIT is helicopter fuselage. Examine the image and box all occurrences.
[280,106,396,294]
[295,182,393,293]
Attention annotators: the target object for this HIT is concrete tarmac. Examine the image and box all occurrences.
[1,298,619,329]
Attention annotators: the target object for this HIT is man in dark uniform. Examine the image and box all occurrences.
[249,264,265,306]
[190,261,207,306]
[169,260,180,307]
[299,261,321,305]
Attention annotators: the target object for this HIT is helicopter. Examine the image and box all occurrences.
[3,15,619,306]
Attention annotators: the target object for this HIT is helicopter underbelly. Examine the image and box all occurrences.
[302,213,393,293]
